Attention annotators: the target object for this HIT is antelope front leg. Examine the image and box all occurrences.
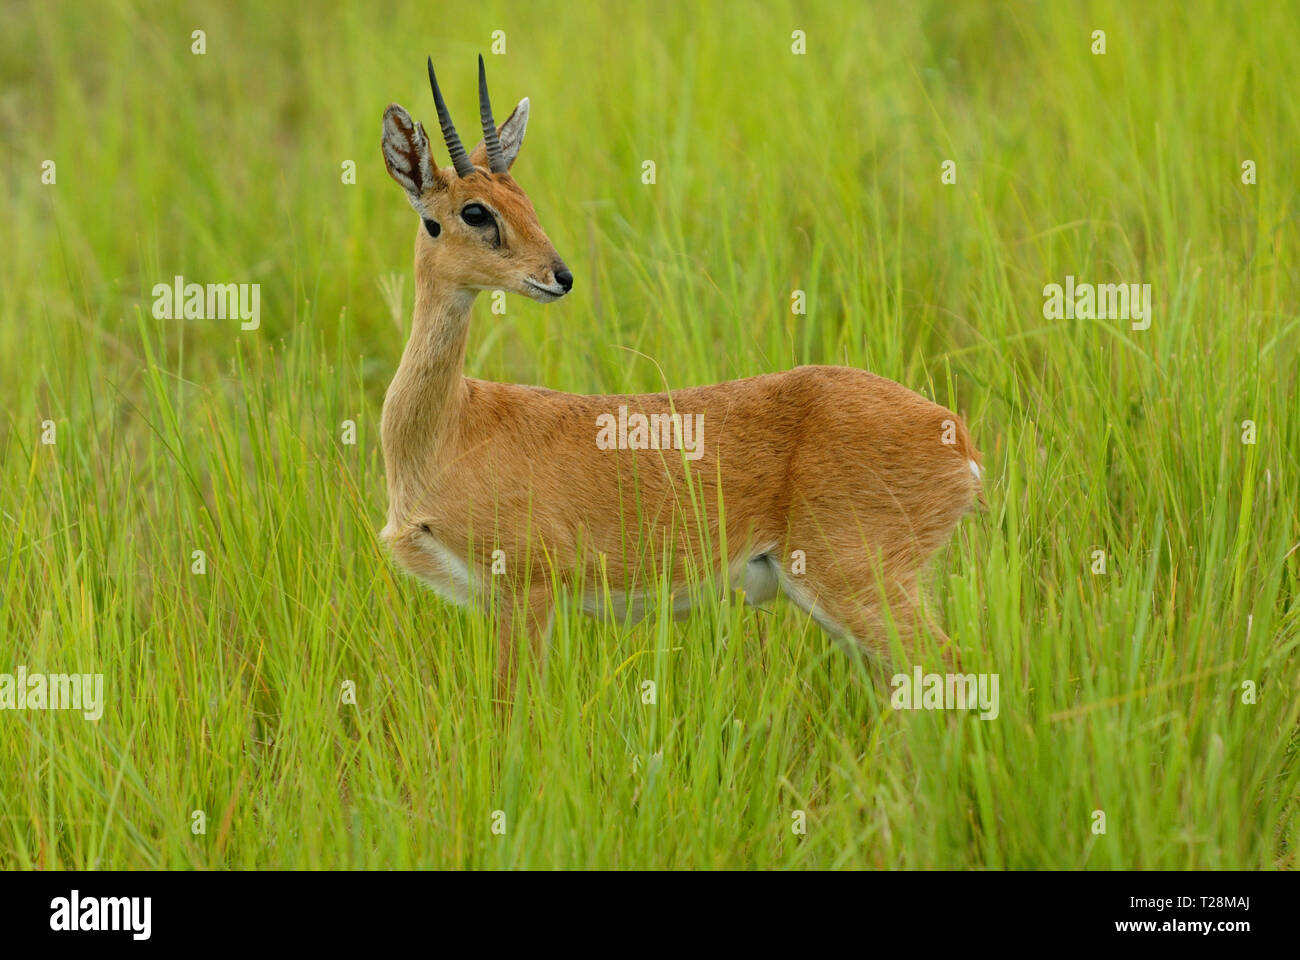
[495,584,555,703]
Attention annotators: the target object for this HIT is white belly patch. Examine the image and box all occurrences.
[580,549,784,621]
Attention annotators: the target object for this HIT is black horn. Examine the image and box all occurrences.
[477,54,507,173]
[427,56,474,177]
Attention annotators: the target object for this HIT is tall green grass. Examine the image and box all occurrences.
[1,0,1297,868]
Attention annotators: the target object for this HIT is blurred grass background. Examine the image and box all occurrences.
[1,0,1297,868]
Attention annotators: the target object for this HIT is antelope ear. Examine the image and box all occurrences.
[470,97,529,171]
[381,103,446,203]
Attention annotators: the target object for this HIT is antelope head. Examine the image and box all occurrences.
[381,55,572,301]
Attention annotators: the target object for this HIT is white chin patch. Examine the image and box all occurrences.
[969,459,982,481]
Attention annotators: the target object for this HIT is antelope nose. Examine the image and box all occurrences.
[554,266,573,293]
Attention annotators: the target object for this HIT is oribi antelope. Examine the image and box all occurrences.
[379,57,983,696]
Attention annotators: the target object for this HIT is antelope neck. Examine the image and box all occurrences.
[380,245,477,523]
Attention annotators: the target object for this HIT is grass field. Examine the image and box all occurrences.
[2,0,1298,869]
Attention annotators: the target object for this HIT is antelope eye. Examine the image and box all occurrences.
[460,203,492,227]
